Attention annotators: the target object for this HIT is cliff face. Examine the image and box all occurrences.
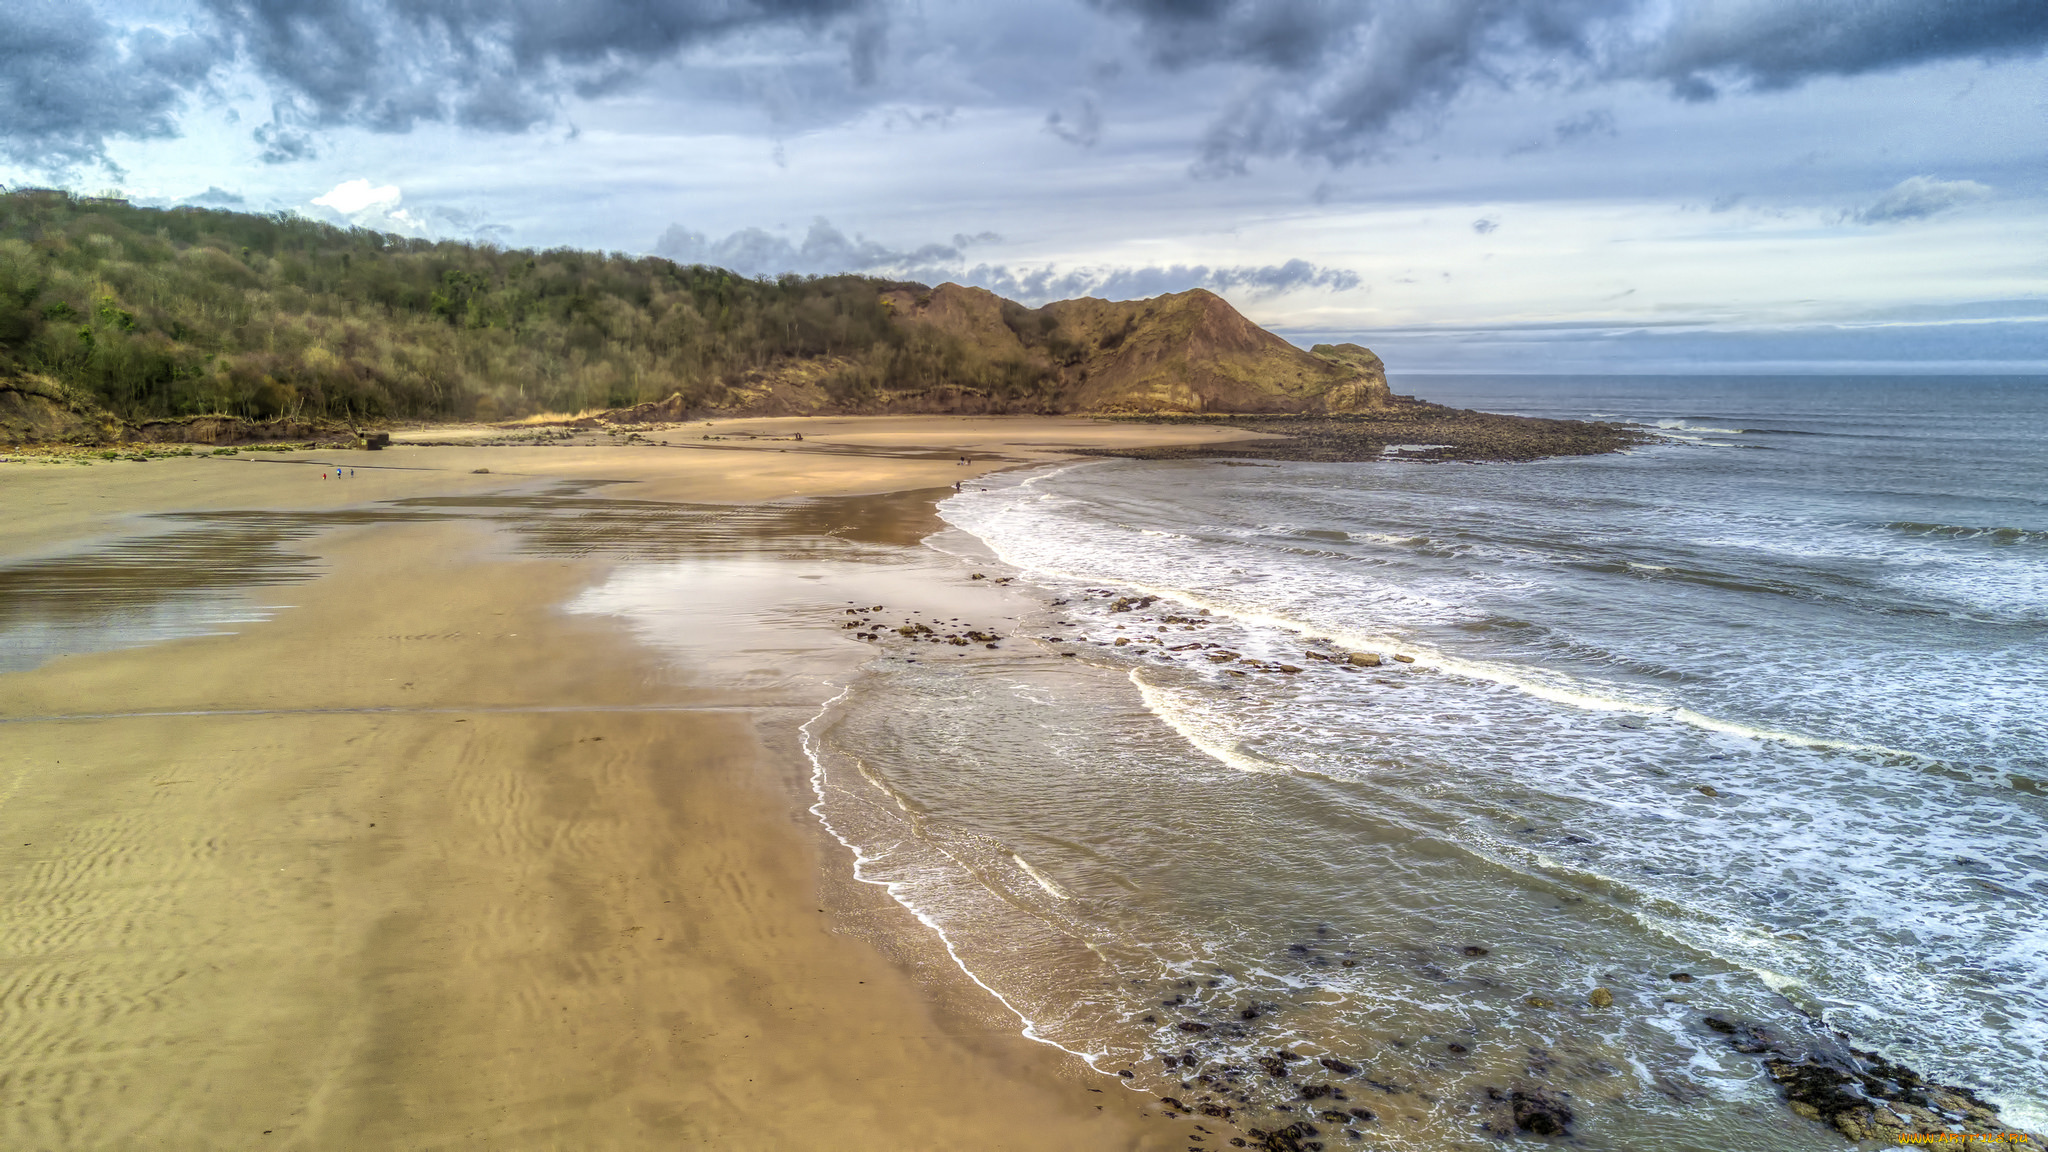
[870,283,1390,415]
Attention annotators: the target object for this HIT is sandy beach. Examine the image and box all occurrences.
[0,416,1265,1150]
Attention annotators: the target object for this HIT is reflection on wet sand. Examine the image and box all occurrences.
[0,484,954,672]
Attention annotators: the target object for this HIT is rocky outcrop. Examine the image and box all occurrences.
[878,283,1391,415]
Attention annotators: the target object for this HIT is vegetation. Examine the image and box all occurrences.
[0,190,1055,422]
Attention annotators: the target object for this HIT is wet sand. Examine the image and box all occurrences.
[0,417,1261,1150]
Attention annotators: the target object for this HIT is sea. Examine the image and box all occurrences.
[799,375,2048,1149]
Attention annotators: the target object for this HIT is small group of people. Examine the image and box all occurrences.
[322,468,356,479]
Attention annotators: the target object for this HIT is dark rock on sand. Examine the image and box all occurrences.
[1245,1120,1322,1152]
[1702,1014,2046,1148]
[1484,1087,1573,1137]
[1318,1057,1358,1075]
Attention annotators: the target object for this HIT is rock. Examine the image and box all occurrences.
[1461,946,1489,957]
[471,467,490,473]
[1392,654,1415,664]
[1510,1088,1574,1136]
[970,572,986,580]
[1668,972,1695,983]
[1524,996,1555,1009]
[1347,652,1381,666]
[1177,1022,1211,1033]
[1588,988,1614,1008]
[1115,637,1131,646]
[1300,1083,1334,1101]
[1276,664,1303,673]
[1696,784,1719,797]
[1318,1057,1358,1075]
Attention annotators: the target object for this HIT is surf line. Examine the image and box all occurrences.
[0,703,813,724]
[799,684,1131,1080]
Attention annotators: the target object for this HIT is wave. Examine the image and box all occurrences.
[1883,521,2048,545]
[1650,419,1750,434]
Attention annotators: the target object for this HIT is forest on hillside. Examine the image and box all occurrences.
[0,192,1056,422]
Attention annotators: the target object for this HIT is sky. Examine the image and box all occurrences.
[5,0,2046,372]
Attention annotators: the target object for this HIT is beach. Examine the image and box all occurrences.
[6,391,2044,1152]
[0,416,1265,1150]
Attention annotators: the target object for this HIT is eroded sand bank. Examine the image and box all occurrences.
[0,417,1257,1150]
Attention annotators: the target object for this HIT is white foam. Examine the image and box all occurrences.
[1012,853,1073,900]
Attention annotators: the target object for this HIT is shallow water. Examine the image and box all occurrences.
[802,376,2048,1148]
[0,486,943,673]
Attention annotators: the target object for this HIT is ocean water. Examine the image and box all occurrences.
[802,376,2048,1149]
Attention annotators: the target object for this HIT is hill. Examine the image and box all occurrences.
[0,191,1384,434]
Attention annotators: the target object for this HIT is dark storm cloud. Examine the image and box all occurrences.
[653,218,1358,301]
[1095,0,2048,170]
[2,0,874,170]
[200,0,876,134]
[1,1,217,171]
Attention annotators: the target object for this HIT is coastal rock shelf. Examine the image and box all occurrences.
[1088,405,1647,463]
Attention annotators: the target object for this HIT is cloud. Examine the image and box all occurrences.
[254,121,316,164]
[1553,108,1616,143]
[308,177,427,233]
[312,178,400,215]
[201,0,876,139]
[302,179,511,239]
[1094,0,2048,171]
[655,217,963,279]
[1852,175,1991,224]
[1,0,876,169]
[1045,94,1103,147]
[185,185,245,206]
[0,0,217,172]
[1472,217,1499,234]
[652,217,1359,302]
[965,259,1360,303]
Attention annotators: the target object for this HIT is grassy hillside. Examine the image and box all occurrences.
[0,191,1383,424]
